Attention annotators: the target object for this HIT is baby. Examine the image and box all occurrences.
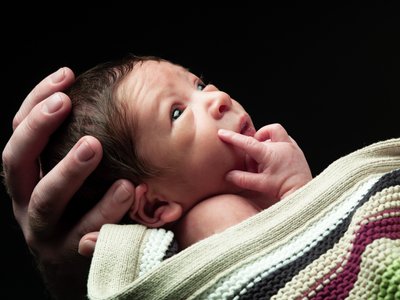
[40,54,312,252]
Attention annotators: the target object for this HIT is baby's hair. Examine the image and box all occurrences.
[40,54,164,225]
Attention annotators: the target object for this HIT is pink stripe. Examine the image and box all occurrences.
[301,215,400,300]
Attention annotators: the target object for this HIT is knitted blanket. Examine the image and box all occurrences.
[88,138,400,300]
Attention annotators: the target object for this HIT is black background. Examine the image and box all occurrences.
[2,3,400,298]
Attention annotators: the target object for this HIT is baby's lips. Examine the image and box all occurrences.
[243,125,256,137]
[241,122,256,137]
[239,114,256,137]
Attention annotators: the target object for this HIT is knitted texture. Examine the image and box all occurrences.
[87,138,400,300]
[139,228,174,276]
[88,225,175,299]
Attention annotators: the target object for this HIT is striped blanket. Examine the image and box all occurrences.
[88,138,400,300]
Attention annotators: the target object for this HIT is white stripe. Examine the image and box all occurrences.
[139,228,175,276]
[203,175,380,299]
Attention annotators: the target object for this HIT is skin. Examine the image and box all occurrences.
[2,67,135,299]
[219,124,313,200]
[79,123,313,253]
[3,62,312,298]
[79,61,312,252]
[174,194,260,250]
[123,60,258,224]
[174,124,313,250]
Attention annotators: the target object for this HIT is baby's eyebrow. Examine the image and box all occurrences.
[197,74,212,87]
[199,74,207,83]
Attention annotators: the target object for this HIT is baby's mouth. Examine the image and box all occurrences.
[240,121,249,134]
[239,116,256,137]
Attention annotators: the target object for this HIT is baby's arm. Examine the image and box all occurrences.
[173,194,259,250]
[218,123,312,208]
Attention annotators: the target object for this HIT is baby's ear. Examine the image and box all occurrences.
[129,183,183,228]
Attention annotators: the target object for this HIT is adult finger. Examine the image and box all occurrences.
[75,179,135,239]
[78,232,99,257]
[13,67,75,130]
[218,129,268,163]
[27,136,103,236]
[3,93,72,213]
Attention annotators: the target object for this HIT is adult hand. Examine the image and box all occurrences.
[218,123,312,205]
[78,232,100,257]
[2,68,135,299]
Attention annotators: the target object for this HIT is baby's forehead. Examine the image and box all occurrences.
[120,60,194,98]
[116,59,195,112]
[136,59,190,78]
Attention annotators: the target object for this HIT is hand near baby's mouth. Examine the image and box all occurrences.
[218,124,312,207]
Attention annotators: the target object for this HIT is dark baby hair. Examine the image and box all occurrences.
[40,54,164,225]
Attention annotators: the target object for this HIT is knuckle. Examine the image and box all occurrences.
[97,201,113,224]
[269,150,278,164]
[2,143,13,169]
[25,112,42,134]
[12,114,22,130]
[2,147,16,196]
[58,158,81,180]
[244,136,257,148]
[271,123,284,132]
[2,147,11,175]
[236,174,248,187]
[28,216,48,239]
[29,191,53,225]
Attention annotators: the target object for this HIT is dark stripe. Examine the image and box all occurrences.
[313,216,400,300]
[237,168,400,300]
[163,239,179,260]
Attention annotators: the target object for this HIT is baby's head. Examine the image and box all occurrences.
[41,54,256,228]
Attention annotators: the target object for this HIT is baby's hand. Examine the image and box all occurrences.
[218,123,312,205]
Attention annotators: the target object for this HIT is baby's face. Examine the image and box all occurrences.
[120,60,256,213]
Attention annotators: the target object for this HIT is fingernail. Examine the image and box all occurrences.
[225,172,234,182]
[76,140,95,162]
[51,67,65,83]
[42,93,63,113]
[218,129,230,136]
[113,183,131,203]
[78,239,96,256]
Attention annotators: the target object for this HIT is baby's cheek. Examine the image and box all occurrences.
[229,146,247,171]
[196,131,239,175]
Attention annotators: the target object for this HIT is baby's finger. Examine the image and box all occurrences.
[226,170,269,193]
[255,123,291,143]
[218,129,267,163]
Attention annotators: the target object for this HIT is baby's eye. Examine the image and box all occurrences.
[197,82,207,91]
[171,107,184,121]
